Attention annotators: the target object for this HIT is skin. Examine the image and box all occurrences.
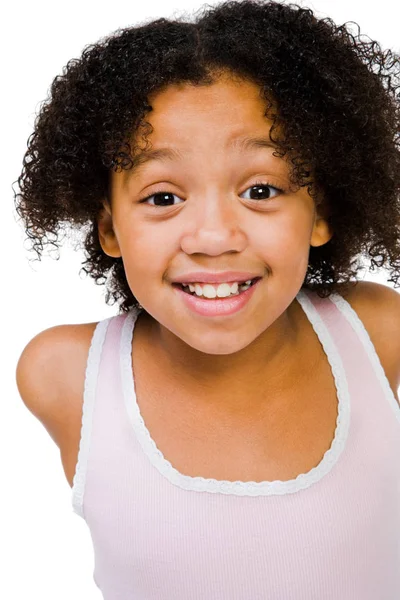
[97,73,333,415]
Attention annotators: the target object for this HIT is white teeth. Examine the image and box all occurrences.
[183,280,254,298]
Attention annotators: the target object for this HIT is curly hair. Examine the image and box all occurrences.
[13,0,400,313]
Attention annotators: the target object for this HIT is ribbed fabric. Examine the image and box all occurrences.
[71,288,400,599]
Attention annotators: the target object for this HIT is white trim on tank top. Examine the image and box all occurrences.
[72,316,113,518]
[329,293,400,424]
[119,289,352,496]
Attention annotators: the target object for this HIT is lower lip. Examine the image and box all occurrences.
[173,279,261,317]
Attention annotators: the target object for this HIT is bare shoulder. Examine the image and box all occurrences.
[15,321,99,476]
[336,281,400,399]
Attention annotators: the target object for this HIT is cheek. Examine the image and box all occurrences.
[118,219,152,256]
[277,218,313,279]
[253,213,312,289]
[118,224,171,285]
[255,213,310,259]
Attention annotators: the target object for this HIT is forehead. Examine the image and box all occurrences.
[122,76,280,173]
[135,75,275,143]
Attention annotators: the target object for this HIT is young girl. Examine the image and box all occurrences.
[14,0,400,598]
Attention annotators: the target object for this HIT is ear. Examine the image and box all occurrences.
[310,202,334,248]
[97,200,122,258]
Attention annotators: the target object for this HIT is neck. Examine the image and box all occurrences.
[137,300,302,414]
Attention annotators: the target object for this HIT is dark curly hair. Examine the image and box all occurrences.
[13,0,400,313]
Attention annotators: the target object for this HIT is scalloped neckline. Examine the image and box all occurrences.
[120,290,351,496]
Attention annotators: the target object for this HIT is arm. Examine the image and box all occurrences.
[15,326,73,449]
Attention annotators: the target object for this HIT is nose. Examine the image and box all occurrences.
[179,193,247,256]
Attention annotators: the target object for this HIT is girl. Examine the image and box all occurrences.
[14,0,400,598]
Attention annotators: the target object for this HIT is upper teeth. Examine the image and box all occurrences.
[182,280,253,298]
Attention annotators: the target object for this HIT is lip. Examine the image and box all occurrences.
[173,277,261,317]
[172,271,262,284]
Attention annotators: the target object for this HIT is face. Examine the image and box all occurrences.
[98,74,332,358]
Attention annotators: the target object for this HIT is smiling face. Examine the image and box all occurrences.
[98,73,332,360]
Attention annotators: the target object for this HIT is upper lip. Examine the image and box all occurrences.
[172,271,262,284]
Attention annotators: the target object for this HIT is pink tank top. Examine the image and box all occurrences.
[71,288,400,599]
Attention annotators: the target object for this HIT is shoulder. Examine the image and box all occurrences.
[336,280,400,398]
[15,321,100,449]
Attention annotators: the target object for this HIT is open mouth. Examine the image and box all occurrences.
[172,277,261,298]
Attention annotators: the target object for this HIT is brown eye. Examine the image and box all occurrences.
[139,191,183,207]
[240,182,283,201]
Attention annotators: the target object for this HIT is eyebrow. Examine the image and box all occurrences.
[125,135,278,179]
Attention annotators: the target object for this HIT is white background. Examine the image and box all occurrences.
[2,0,399,597]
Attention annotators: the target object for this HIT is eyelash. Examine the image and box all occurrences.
[137,180,284,207]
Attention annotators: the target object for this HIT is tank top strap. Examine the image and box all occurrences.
[300,287,400,426]
[71,309,138,518]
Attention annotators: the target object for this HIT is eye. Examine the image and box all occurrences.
[137,180,284,207]
[240,181,284,202]
[138,191,184,207]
